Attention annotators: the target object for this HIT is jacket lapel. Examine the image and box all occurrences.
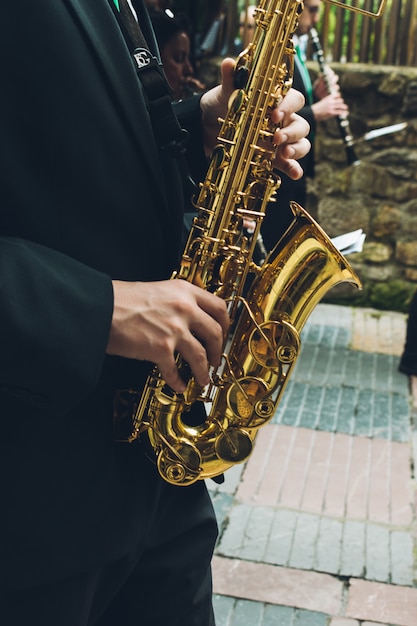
[64,0,168,205]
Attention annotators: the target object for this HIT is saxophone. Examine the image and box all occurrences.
[118,0,362,485]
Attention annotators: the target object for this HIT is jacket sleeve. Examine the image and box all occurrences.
[298,103,316,137]
[174,95,209,188]
[0,237,114,416]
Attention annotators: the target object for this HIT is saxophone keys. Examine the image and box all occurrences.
[226,375,275,428]
[227,376,268,418]
[215,427,253,464]
[249,320,299,368]
[156,438,202,486]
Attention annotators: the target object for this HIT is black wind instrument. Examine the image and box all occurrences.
[310,27,360,166]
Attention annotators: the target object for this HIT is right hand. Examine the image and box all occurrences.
[107,280,230,393]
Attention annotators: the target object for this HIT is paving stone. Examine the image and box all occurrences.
[308,304,353,331]
[208,463,245,497]
[213,594,235,626]
[212,556,343,615]
[263,604,295,626]
[210,492,235,534]
[315,517,343,574]
[274,382,410,441]
[365,524,391,582]
[346,579,417,626]
[390,531,415,586]
[292,610,329,626]
[223,598,264,626]
[339,520,366,578]
[289,513,320,570]
[212,597,330,626]
[217,503,252,557]
[266,509,299,566]
[302,324,351,350]
[238,506,275,562]
[210,304,415,626]
[351,307,406,357]
[301,323,324,346]
[217,503,414,585]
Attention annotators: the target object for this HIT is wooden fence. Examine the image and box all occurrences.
[171,0,417,68]
[319,0,417,66]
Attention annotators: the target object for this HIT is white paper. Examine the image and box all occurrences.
[331,229,366,255]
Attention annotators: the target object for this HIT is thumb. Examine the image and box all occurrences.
[219,57,237,103]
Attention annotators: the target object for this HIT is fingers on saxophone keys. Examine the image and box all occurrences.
[179,337,212,389]
[284,159,304,181]
[160,362,188,394]
[273,88,305,123]
[189,306,229,372]
[278,136,311,161]
[273,114,310,149]
[164,293,229,393]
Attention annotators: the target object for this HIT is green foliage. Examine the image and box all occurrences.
[323,280,417,313]
[368,280,416,313]
[171,0,412,66]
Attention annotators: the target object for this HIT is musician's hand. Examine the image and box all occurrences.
[271,87,311,180]
[314,70,340,100]
[185,76,206,92]
[312,93,349,121]
[107,280,230,393]
[200,58,236,157]
[200,58,310,180]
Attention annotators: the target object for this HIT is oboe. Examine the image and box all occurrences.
[309,27,360,166]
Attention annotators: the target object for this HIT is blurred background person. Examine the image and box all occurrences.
[236,4,257,51]
[144,0,168,8]
[149,7,205,101]
[148,6,207,235]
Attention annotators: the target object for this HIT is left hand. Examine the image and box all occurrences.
[200,58,310,181]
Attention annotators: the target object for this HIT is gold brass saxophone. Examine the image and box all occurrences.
[118,0,386,486]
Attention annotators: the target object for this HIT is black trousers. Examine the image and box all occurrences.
[2,480,218,626]
[399,289,417,376]
[261,173,307,253]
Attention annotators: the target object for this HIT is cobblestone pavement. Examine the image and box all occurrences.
[208,304,417,626]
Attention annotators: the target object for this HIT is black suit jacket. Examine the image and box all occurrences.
[0,0,206,591]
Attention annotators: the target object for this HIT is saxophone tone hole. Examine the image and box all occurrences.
[215,428,253,463]
[249,321,282,367]
[165,463,186,483]
[278,344,297,363]
[157,441,202,484]
[255,398,274,418]
[227,377,269,420]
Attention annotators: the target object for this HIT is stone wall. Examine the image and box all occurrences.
[198,60,417,312]
[306,62,417,312]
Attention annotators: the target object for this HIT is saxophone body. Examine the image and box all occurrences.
[123,0,361,485]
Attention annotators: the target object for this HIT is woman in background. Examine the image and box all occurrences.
[149,7,205,101]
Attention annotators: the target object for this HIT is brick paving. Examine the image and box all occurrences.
[208,303,417,626]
